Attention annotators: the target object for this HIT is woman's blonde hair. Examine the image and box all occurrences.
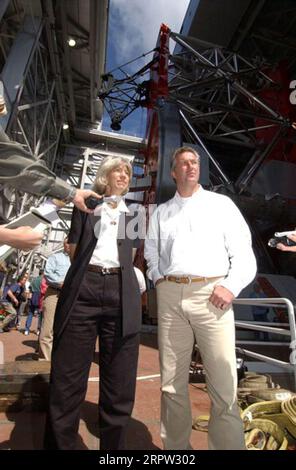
[93,156,133,195]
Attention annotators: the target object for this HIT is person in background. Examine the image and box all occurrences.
[0,273,28,332]
[24,269,44,336]
[38,239,71,360]
[39,275,48,313]
[34,274,48,354]
[145,146,257,450]
[0,260,7,294]
[0,295,16,333]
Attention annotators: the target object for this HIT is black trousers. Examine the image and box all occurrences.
[44,271,140,450]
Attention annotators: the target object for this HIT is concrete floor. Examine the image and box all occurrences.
[0,318,210,450]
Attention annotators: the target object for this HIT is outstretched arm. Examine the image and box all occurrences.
[0,126,100,213]
[0,226,43,250]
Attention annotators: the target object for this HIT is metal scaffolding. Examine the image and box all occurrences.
[99,23,296,274]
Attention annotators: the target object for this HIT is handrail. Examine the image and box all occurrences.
[233,297,296,391]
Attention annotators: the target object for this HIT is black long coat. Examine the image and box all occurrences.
[53,206,142,341]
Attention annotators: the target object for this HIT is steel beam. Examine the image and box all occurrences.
[180,110,231,185]
[60,5,76,125]
[156,101,182,204]
[89,0,108,124]
[0,15,42,130]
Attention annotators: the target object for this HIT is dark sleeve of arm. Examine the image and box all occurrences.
[68,206,84,244]
[7,284,17,300]
[0,126,72,200]
[133,237,141,249]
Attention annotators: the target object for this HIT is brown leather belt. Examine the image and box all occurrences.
[164,275,221,285]
[87,264,120,275]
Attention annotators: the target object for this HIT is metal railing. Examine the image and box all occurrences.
[233,297,296,391]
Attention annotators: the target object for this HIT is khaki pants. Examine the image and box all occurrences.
[156,278,245,450]
[39,288,59,361]
[0,302,17,329]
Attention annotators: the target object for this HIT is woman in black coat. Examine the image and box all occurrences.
[44,156,142,450]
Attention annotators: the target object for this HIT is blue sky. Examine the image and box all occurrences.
[103,0,190,136]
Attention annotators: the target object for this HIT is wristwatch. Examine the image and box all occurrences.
[63,186,77,204]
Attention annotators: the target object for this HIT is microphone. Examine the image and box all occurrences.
[85,197,104,210]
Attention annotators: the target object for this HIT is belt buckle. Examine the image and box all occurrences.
[101,267,110,275]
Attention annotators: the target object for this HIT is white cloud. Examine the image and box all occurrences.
[109,0,190,67]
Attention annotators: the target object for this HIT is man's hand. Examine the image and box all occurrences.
[0,226,43,250]
[73,189,102,214]
[209,285,234,310]
[276,233,296,252]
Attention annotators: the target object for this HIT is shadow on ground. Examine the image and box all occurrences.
[81,400,160,450]
[0,397,159,450]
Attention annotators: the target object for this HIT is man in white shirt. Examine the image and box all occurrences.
[144,146,257,450]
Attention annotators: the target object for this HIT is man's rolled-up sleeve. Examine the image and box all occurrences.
[0,126,72,200]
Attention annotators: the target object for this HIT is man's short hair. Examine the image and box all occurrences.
[17,274,27,283]
[171,146,200,171]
